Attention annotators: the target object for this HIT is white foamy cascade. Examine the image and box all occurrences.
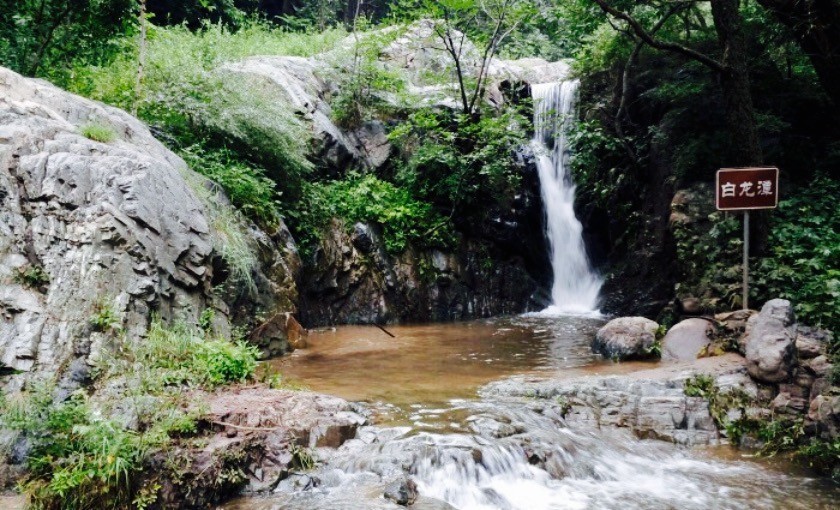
[531,81,602,314]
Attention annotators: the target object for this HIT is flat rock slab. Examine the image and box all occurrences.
[662,318,713,360]
[206,387,367,448]
[483,354,750,446]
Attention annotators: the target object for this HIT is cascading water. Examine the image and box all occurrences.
[531,80,602,314]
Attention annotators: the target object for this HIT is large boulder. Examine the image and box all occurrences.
[743,299,797,383]
[0,66,218,377]
[661,318,713,360]
[593,317,659,360]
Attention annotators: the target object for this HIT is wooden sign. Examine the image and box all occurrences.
[716,167,779,211]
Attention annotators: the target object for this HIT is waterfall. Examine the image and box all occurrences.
[531,80,602,314]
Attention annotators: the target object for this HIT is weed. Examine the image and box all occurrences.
[80,122,117,143]
[91,299,122,333]
[13,265,50,290]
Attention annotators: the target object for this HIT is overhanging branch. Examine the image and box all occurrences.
[590,0,726,73]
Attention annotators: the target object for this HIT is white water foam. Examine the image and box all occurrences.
[531,80,602,315]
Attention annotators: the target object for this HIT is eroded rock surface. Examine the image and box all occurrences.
[0,66,218,377]
[483,354,752,446]
[744,299,797,383]
[143,387,367,508]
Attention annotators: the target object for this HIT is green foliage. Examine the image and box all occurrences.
[683,373,758,444]
[753,176,840,334]
[180,169,258,296]
[290,173,455,255]
[289,442,316,471]
[180,144,281,227]
[91,300,123,334]
[673,209,743,310]
[0,0,137,84]
[70,20,346,201]
[126,318,259,389]
[1,385,147,510]
[13,264,50,290]
[326,23,410,128]
[389,106,528,217]
[80,122,117,143]
[568,118,631,211]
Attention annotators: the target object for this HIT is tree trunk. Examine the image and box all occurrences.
[710,0,768,253]
[134,0,148,116]
[757,0,840,116]
[710,0,762,167]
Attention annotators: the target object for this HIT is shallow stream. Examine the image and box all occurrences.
[226,316,839,509]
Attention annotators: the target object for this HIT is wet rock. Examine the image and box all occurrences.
[206,387,367,449]
[467,416,523,438]
[661,319,713,361]
[301,220,542,326]
[483,354,751,446]
[593,317,659,360]
[743,299,797,383]
[384,477,418,506]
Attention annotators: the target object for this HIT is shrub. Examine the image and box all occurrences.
[180,144,281,228]
[68,20,345,201]
[288,173,455,256]
[389,106,528,217]
[1,385,147,510]
[753,176,840,334]
[90,299,122,333]
[133,319,259,389]
[180,169,258,296]
[80,122,117,143]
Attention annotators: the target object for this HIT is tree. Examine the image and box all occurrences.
[590,0,762,167]
[404,0,533,117]
[0,0,136,82]
[756,0,840,114]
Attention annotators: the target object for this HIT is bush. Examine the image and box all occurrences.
[753,176,840,334]
[389,106,528,217]
[12,264,50,290]
[130,318,259,389]
[289,173,455,256]
[179,144,281,227]
[1,385,147,510]
[69,20,346,201]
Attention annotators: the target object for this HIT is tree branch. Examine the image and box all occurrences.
[590,0,725,73]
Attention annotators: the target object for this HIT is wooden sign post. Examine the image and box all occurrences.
[715,167,779,309]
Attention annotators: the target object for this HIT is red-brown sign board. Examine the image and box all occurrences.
[716,167,779,211]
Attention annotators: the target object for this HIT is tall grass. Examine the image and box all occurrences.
[68,20,347,200]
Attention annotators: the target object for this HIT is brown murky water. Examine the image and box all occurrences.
[266,316,646,427]
[230,316,840,510]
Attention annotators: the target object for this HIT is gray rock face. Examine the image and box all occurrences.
[221,56,389,175]
[483,356,755,446]
[0,66,220,376]
[593,317,659,360]
[744,299,797,383]
[300,220,542,326]
[661,318,713,361]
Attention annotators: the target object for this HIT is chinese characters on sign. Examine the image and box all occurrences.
[716,167,779,211]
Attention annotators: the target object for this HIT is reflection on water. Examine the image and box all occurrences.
[232,317,840,510]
